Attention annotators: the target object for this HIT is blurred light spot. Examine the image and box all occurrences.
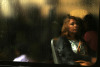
[59,0,80,4]
[41,6,53,17]
[19,0,46,7]
[30,0,46,5]
[70,9,88,19]
[18,0,51,17]
[1,0,14,17]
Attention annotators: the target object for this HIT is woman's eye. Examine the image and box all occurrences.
[70,23,74,25]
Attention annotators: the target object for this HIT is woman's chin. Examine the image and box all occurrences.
[72,31,78,34]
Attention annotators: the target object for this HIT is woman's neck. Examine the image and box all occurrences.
[67,33,77,40]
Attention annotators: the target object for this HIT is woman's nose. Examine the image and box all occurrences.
[74,24,78,27]
[74,24,79,28]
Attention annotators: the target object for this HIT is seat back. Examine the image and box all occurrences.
[51,38,59,64]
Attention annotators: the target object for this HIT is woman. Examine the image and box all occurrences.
[55,16,96,66]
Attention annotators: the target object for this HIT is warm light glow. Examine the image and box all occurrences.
[41,5,53,17]
[30,0,46,5]
[59,0,80,4]
[18,0,50,17]
[57,0,99,17]
[70,9,88,19]
[1,0,14,17]
[56,0,82,15]
[0,0,98,18]
[19,0,46,7]
[19,0,30,6]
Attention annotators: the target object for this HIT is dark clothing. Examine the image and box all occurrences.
[84,31,98,52]
[55,36,95,65]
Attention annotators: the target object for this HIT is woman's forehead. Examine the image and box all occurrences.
[69,19,76,23]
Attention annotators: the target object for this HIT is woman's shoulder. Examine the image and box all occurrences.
[57,36,69,44]
[56,36,70,48]
[58,36,68,40]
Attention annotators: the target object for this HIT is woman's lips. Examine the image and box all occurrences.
[73,29,79,31]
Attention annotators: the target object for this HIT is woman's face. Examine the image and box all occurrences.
[67,19,80,34]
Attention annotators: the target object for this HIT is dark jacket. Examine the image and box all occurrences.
[55,36,94,65]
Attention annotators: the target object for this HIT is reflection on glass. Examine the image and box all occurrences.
[0,0,98,66]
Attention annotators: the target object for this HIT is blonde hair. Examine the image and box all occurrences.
[61,16,83,38]
[61,18,70,36]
